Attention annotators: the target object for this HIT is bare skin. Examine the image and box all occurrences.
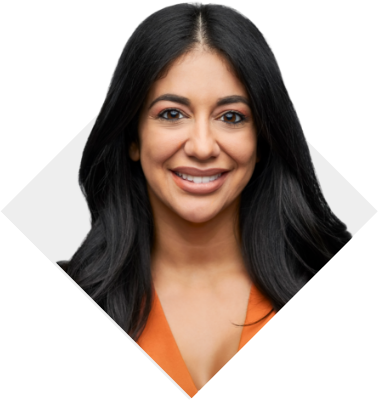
[151,201,253,389]
[132,47,258,390]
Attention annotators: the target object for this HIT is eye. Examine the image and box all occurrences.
[158,109,185,121]
[220,111,245,124]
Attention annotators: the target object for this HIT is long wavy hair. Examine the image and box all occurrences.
[58,3,351,340]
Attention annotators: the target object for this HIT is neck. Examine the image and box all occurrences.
[150,196,247,286]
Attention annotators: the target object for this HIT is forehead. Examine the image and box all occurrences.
[145,49,248,105]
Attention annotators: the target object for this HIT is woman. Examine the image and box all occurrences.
[58,3,351,396]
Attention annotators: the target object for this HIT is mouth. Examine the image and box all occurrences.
[173,171,223,183]
[170,168,229,194]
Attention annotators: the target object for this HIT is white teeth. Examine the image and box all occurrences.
[175,172,222,183]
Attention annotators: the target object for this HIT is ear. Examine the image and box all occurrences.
[129,142,140,161]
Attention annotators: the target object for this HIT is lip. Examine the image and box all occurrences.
[170,168,229,195]
[171,167,230,176]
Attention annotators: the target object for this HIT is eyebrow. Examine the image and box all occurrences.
[148,94,251,109]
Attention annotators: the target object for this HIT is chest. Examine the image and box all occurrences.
[156,283,252,390]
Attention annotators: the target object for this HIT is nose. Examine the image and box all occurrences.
[184,118,220,160]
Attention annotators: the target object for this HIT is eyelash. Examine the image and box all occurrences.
[157,108,247,125]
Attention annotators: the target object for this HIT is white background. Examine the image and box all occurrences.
[3,119,374,265]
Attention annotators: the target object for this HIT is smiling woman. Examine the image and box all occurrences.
[58,3,351,397]
[133,50,258,225]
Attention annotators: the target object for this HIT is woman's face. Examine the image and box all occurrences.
[133,49,258,224]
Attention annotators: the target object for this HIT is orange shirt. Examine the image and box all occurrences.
[137,284,275,397]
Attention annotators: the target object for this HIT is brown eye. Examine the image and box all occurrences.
[159,109,184,121]
[220,111,244,124]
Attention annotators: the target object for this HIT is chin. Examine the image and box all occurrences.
[176,207,221,224]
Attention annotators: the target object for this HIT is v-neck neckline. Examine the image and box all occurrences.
[137,284,274,397]
[155,284,253,355]
[153,285,253,392]
[154,284,253,393]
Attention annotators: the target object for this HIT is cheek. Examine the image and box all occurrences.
[222,131,258,168]
[139,125,185,173]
